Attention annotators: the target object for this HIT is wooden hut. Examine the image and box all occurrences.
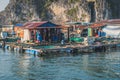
[2,25,14,33]
[75,22,106,37]
[21,21,66,43]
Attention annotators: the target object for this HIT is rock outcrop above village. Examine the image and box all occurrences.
[0,0,120,24]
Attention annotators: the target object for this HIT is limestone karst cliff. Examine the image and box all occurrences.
[0,0,120,24]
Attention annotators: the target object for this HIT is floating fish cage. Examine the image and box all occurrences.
[0,40,119,57]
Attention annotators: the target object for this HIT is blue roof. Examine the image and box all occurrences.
[39,21,59,27]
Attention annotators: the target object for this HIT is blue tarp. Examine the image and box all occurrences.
[98,31,106,37]
[101,32,106,37]
[15,23,23,26]
[98,31,101,37]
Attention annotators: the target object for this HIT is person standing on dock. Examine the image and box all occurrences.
[98,29,102,37]
[2,40,6,49]
[36,31,42,43]
[60,33,65,45]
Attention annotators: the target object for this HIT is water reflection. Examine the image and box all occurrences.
[0,49,120,80]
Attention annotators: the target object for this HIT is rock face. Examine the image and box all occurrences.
[0,0,120,24]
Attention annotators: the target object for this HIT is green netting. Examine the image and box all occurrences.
[70,37,84,42]
[6,38,19,42]
[35,45,55,49]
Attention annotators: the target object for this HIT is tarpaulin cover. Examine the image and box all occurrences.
[15,23,23,26]
[103,25,120,38]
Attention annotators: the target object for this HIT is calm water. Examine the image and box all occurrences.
[0,49,120,80]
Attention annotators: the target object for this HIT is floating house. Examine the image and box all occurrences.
[66,21,106,37]
[0,25,14,38]
[2,25,14,32]
[14,21,66,43]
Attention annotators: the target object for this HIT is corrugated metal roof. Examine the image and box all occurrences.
[23,21,60,29]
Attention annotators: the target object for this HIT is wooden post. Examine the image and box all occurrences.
[68,27,70,42]
[34,30,36,42]
[48,28,51,42]
[43,28,46,41]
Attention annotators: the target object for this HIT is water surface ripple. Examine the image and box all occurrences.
[0,50,120,80]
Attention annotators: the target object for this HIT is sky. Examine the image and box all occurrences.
[0,0,9,11]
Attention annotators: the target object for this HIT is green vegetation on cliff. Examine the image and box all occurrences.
[0,0,120,24]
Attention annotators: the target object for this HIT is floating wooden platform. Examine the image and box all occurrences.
[0,41,120,57]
